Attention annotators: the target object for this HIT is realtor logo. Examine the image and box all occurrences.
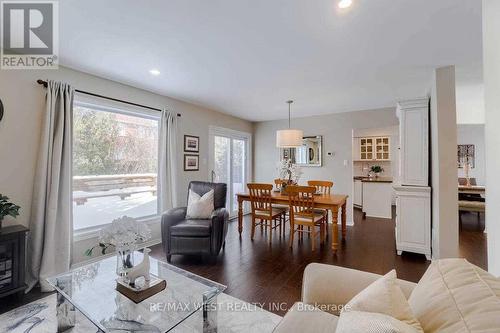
[1,1,58,69]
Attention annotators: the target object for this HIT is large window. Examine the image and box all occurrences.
[72,100,159,231]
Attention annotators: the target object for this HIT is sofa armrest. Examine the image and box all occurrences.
[301,263,416,315]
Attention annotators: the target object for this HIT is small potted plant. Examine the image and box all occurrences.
[370,165,384,178]
[0,195,21,230]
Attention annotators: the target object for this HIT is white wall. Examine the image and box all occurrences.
[457,124,485,185]
[483,0,500,276]
[254,108,399,225]
[455,66,485,124]
[0,66,252,263]
[430,66,459,259]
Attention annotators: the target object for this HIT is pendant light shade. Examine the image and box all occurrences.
[276,129,303,147]
[276,100,304,148]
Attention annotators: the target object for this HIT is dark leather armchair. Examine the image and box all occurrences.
[161,181,229,261]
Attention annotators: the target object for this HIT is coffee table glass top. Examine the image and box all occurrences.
[46,252,226,332]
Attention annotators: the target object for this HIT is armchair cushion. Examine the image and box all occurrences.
[170,219,212,237]
[186,189,215,219]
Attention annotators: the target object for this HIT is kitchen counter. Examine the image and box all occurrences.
[353,176,393,183]
[353,177,393,219]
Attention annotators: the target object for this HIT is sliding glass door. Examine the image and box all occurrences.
[209,127,251,217]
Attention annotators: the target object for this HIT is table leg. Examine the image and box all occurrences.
[203,288,219,333]
[331,207,339,254]
[238,196,243,235]
[341,202,347,240]
[56,290,75,332]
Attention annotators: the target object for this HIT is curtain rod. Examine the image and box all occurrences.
[36,79,181,117]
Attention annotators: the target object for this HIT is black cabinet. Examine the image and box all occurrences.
[0,225,28,299]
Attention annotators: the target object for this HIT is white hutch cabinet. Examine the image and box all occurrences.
[396,98,429,186]
[394,97,431,260]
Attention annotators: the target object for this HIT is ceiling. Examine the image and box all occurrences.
[59,0,483,122]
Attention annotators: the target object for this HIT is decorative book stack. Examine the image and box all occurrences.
[116,275,166,303]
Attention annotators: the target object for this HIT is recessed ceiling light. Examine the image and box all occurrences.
[149,69,160,76]
[338,0,352,9]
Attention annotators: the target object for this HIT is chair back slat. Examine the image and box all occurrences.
[307,180,334,195]
[247,183,274,215]
[286,185,316,221]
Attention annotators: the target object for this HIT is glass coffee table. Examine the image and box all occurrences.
[46,252,226,332]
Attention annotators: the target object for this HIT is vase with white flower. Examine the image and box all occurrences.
[277,159,303,193]
[85,216,151,277]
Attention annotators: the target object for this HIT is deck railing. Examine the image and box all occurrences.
[73,173,157,205]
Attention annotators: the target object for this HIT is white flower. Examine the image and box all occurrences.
[277,159,302,183]
[99,216,151,248]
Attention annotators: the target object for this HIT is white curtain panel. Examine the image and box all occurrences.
[158,110,178,212]
[27,80,74,292]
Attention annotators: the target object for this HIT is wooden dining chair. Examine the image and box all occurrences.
[273,178,291,228]
[307,180,334,195]
[247,183,287,244]
[286,185,327,251]
[307,180,334,237]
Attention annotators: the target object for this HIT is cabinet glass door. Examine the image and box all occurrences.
[375,137,390,160]
[360,138,373,160]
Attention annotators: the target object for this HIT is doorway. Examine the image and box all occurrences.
[209,126,252,218]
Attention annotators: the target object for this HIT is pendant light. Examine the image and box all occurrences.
[276,100,304,148]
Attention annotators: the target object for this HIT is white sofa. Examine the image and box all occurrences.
[274,259,500,332]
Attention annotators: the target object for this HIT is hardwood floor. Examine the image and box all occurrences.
[1,208,487,317]
[459,211,487,269]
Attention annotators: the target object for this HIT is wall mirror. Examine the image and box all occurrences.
[280,135,322,167]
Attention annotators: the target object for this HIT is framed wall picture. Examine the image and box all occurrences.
[184,154,200,171]
[184,135,200,152]
[457,144,475,168]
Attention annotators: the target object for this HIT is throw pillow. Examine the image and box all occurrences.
[408,258,500,332]
[344,270,423,332]
[336,311,421,333]
[186,189,214,219]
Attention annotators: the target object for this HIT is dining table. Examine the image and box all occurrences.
[236,191,349,254]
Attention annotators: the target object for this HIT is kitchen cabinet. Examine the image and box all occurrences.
[375,137,390,161]
[362,181,393,219]
[394,185,431,260]
[397,98,429,186]
[355,136,390,161]
[354,179,363,207]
